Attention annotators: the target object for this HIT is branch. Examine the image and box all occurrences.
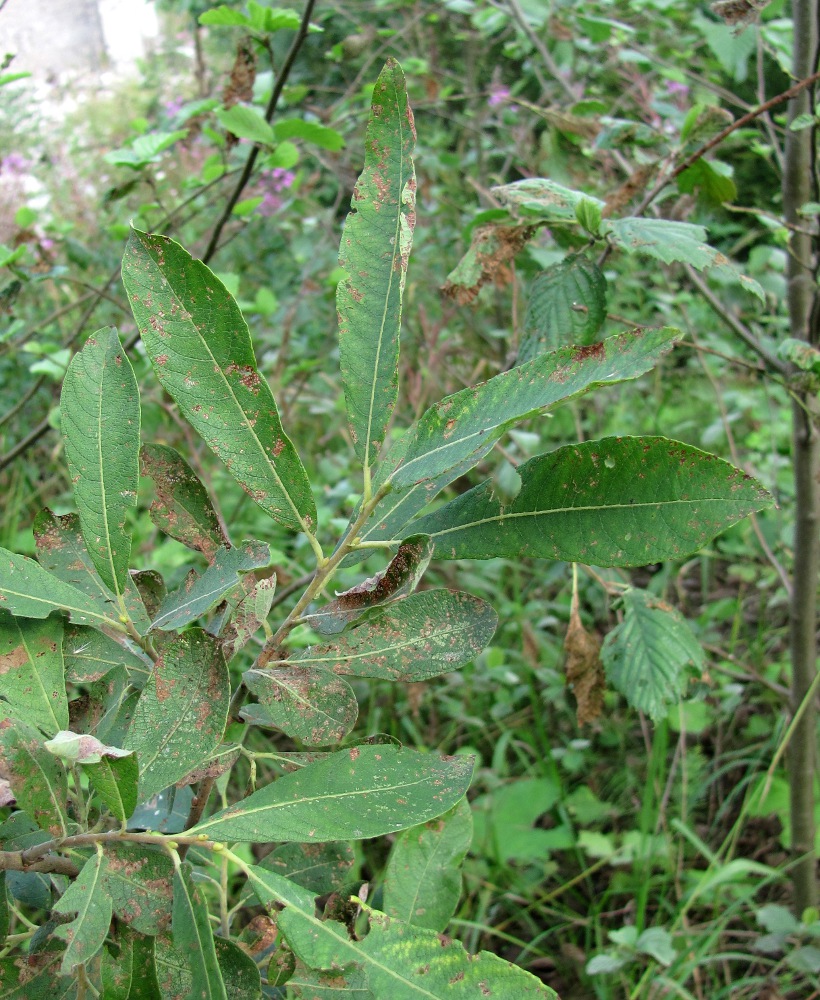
[200,0,319,264]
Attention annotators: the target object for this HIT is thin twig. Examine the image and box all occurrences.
[504,0,577,103]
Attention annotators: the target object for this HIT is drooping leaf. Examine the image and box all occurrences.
[0,610,68,735]
[172,864,228,1000]
[601,588,705,720]
[441,224,535,305]
[52,848,112,974]
[0,545,122,631]
[518,254,607,361]
[413,436,773,566]
[60,327,140,596]
[307,535,433,634]
[151,540,271,631]
[33,510,150,633]
[278,906,557,999]
[260,841,355,896]
[101,928,161,1000]
[564,603,604,726]
[290,590,497,682]
[121,229,316,533]
[103,842,174,935]
[140,443,228,561]
[189,745,474,843]
[243,666,358,745]
[603,217,764,300]
[124,629,229,798]
[337,58,416,470]
[63,625,151,686]
[383,798,472,931]
[0,717,68,836]
[275,118,345,151]
[389,327,681,491]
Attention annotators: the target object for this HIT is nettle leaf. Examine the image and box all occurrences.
[338,58,416,470]
[124,629,229,799]
[33,510,150,633]
[0,610,68,735]
[63,625,151,686]
[0,545,121,631]
[603,217,764,300]
[141,443,228,560]
[172,864,228,1000]
[274,118,345,151]
[243,666,358,745]
[383,798,472,931]
[518,254,607,361]
[61,327,140,596]
[308,534,433,634]
[151,540,271,631]
[289,590,497,682]
[278,906,557,999]
[601,588,705,720]
[0,717,68,836]
[189,745,474,842]
[390,327,681,491]
[103,842,173,935]
[52,848,112,974]
[413,436,773,567]
[121,229,316,534]
[215,104,275,145]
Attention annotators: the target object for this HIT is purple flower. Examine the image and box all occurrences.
[666,80,689,98]
[1,153,31,176]
[164,98,186,119]
[488,84,511,108]
[256,191,283,217]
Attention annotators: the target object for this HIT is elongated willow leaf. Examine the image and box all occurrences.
[124,629,229,799]
[338,58,416,471]
[61,327,140,596]
[413,436,773,567]
[52,849,112,974]
[63,624,152,686]
[189,745,473,843]
[122,229,316,533]
[103,842,173,935]
[0,545,122,631]
[289,590,497,682]
[243,666,358,745]
[172,864,228,1000]
[0,610,68,735]
[390,326,681,491]
[33,510,150,634]
[101,928,161,1000]
[0,717,68,836]
[141,443,228,560]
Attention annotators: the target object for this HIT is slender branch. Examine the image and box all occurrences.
[200,0,319,264]
[504,0,577,103]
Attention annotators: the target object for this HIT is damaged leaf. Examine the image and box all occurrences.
[243,665,358,745]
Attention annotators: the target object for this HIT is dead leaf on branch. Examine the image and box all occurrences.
[442,224,536,305]
[564,603,604,726]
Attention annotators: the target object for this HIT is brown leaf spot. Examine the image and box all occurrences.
[564,603,604,726]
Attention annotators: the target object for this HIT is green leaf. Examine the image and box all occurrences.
[151,540,271,631]
[518,254,607,361]
[140,443,228,560]
[124,629,230,799]
[155,932,261,1000]
[259,841,355,895]
[220,574,276,659]
[413,436,773,567]
[104,131,188,169]
[0,717,68,836]
[0,948,73,998]
[198,6,251,26]
[121,230,316,533]
[601,588,705,720]
[189,745,474,842]
[603,217,764,300]
[85,752,139,822]
[33,510,150,633]
[215,105,275,145]
[472,778,562,864]
[278,906,558,999]
[383,798,472,930]
[635,927,677,965]
[52,849,112,974]
[0,610,69,735]
[172,864,228,1000]
[103,843,173,936]
[63,625,151,686]
[274,118,345,151]
[247,2,302,33]
[493,177,605,223]
[676,159,737,204]
[101,928,161,1000]
[390,327,681,491]
[309,534,433,634]
[0,544,122,631]
[243,666,358,745]
[338,58,416,470]
[289,590,497,681]
[286,963,371,999]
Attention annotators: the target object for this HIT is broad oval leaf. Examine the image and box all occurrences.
[290,589,497,682]
[338,58,416,470]
[0,717,68,836]
[52,849,112,974]
[413,436,773,567]
[61,327,140,596]
[121,229,315,533]
[601,588,705,720]
[189,745,474,843]
[0,610,68,736]
[243,666,358,746]
[141,443,228,560]
[124,629,230,799]
[390,327,681,491]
